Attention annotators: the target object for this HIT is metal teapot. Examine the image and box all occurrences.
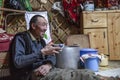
[56,45,80,69]
[83,0,94,11]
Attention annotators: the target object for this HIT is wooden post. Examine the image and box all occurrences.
[0,7,26,13]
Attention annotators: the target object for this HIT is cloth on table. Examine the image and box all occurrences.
[32,68,101,80]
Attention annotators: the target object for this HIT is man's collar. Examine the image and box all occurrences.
[28,31,41,43]
[28,31,36,41]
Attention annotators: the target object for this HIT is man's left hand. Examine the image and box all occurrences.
[34,64,52,76]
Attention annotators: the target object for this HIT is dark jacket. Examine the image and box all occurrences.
[9,31,56,80]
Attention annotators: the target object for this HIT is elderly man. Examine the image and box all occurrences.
[9,15,61,80]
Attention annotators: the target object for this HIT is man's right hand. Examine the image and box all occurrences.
[41,42,61,55]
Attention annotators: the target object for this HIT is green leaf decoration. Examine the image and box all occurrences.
[44,33,48,39]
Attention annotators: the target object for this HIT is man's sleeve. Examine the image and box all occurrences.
[43,55,56,66]
[12,35,40,69]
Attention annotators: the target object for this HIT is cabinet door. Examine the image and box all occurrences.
[84,29,108,55]
[108,13,120,60]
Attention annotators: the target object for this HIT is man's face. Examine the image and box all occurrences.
[33,17,48,38]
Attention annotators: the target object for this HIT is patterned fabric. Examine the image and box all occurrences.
[62,0,84,26]
[95,0,119,8]
[0,33,13,51]
[33,68,101,80]
[107,0,119,7]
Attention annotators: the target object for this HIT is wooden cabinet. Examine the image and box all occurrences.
[81,11,108,55]
[81,10,120,60]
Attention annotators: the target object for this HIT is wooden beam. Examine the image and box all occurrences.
[0,7,26,13]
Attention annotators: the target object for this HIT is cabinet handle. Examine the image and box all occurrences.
[103,31,105,38]
[91,19,99,22]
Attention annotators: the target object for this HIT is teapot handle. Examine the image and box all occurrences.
[80,4,84,10]
[80,57,85,63]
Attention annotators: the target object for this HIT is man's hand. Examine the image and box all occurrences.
[34,64,52,76]
[41,42,61,55]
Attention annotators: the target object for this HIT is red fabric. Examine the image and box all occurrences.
[106,0,119,8]
[62,0,83,25]
[0,33,14,52]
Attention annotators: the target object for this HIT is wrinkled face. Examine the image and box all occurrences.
[32,17,47,39]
